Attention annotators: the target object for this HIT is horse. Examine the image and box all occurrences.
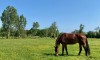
[55,33,90,56]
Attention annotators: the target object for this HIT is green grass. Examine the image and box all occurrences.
[0,38,100,60]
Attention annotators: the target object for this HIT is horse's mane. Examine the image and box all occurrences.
[55,33,64,47]
[56,33,63,41]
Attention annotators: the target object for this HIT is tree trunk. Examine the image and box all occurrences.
[7,29,10,39]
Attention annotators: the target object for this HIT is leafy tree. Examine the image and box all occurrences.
[40,28,49,37]
[72,24,85,34]
[32,22,39,29]
[31,22,39,36]
[26,30,32,37]
[94,27,100,38]
[36,28,49,37]
[72,29,79,34]
[36,22,59,38]
[16,15,27,38]
[79,24,84,33]
[0,27,6,38]
[1,6,19,38]
[95,27,100,32]
[55,28,59,37]
[86,31,96,38]
[36,29,46,37]
[49,22,58,38]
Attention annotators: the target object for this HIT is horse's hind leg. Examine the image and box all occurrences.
[78,44,82,55]
[65,45,68,55]
[83,44,88,56]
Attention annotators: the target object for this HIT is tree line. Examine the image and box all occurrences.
[0,6,59,38]
[0,6,100,39]
[72,24,100,38]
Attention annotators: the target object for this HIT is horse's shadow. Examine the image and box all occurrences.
[43,53,55,56]
[43,53,78,56]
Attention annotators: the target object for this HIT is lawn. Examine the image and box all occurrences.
[0,38,100,60]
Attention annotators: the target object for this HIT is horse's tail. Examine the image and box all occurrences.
[86,38,90,55]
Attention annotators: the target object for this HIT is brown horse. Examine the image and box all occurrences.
[55,33,90,56]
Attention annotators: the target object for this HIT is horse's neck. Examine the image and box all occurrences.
[55,40,60,47]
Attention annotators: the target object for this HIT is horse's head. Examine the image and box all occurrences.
[55,46,59,56]
[54,34,62,56]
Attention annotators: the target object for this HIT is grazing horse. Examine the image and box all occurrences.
[55,33,90,56]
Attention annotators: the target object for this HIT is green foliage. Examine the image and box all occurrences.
[0,6,27,38]
[79,24,84,33]
[32,22,39,29]
[87,31,96,38]
[17,15,27,38]
[0,38,100,60]
[0,27,6,38]
[31,22,40,36]
[1,6,19,38]
[19,15,27,29]
[72,29,79,34]
[26,30,32,37]
[49,22,59,38]
[86,31,100,38]
[28,22,59,38]
[36,28,49,37]
[55,29,59,37]
[72,24,85,34]
[86,26,100,38]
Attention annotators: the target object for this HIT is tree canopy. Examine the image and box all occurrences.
[1,6,19,38]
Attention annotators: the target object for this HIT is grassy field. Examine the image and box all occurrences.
[0,38,100,60]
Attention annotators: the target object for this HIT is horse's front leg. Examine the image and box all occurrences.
[62,44,64,56]
[65,45,68,55]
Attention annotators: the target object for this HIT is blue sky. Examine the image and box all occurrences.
[0,0,100,32]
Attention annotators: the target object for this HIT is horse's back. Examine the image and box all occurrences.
[59,33,86,44]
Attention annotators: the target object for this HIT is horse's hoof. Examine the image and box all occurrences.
[55,54,58,56]
[78,54,80,56]
[61,54,64,56]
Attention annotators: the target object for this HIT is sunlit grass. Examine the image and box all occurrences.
[0,38,100,60]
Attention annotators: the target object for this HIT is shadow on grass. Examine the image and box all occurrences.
[43,53,78,56]
[43,53,55,56]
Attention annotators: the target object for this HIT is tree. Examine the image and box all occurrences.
[94,27,100,38]
[32,22,39,29]
[72,24,85,34]
[95,27,100,32]
[35,22,59,38]
[72,29,79,34]
[41,28,49,37]
[16,15,27,38]
[1,6,19,38]
[79,24,84,33]
[26,30,32,37]
[0,27,6,38]
[87,31,96,38]
[49,22,58,38]
[31,22,39,36]
[36,29,47,37]
[55,28,59,37]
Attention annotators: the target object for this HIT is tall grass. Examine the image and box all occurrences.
[0,38,100,60]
